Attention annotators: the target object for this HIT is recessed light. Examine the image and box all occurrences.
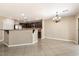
[62,9,69,12]
[21,13,25,16]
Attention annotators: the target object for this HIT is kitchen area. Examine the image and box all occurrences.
[1,17,42,47]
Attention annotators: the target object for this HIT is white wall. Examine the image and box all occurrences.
[43,16,76,42]
[0,30,3,41]
[75,14,79,44]
[3,18,14,30]
[0,16,6,41]
[41,20,45,39]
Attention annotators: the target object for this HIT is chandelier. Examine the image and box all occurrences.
[53,12,61,23]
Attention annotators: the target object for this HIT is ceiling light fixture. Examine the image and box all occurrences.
[53,12,61,23]
[20,13,27,20]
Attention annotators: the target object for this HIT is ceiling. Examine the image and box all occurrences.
[0,3,79,20]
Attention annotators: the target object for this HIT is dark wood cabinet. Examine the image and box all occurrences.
[20,20,42,28]
[19,20,42,39]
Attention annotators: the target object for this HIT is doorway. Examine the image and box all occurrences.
[78,18,79,44]
[38,28,41,39]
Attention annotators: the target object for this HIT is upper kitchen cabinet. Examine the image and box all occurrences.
[20,20,42,28]
[3,18,14,30]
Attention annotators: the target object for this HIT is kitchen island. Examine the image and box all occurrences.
[3,29,38,47]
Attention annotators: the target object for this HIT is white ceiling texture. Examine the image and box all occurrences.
[0,3,79,20]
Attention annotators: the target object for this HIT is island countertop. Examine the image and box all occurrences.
[3,28,38,47]
[3,28,40,31]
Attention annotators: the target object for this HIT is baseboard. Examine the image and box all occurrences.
[3,41,38,47]
[3,42,35,47]
[71,40,78,44]
[0,39,4,42]
[41,36,45,39]
[33,40,38,44]
[9,43,35,47]
[45,36,73,42]
[2,42,9,46]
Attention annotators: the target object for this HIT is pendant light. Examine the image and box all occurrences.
[53,12,61,23]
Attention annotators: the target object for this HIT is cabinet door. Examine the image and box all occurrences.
[3,19,14,30]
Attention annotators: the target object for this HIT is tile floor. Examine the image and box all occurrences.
[0,39,79,56]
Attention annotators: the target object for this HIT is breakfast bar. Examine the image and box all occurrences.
[3,29,38,47]
[1,18,42,47]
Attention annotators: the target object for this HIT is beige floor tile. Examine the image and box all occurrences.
[0,39,79,56]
